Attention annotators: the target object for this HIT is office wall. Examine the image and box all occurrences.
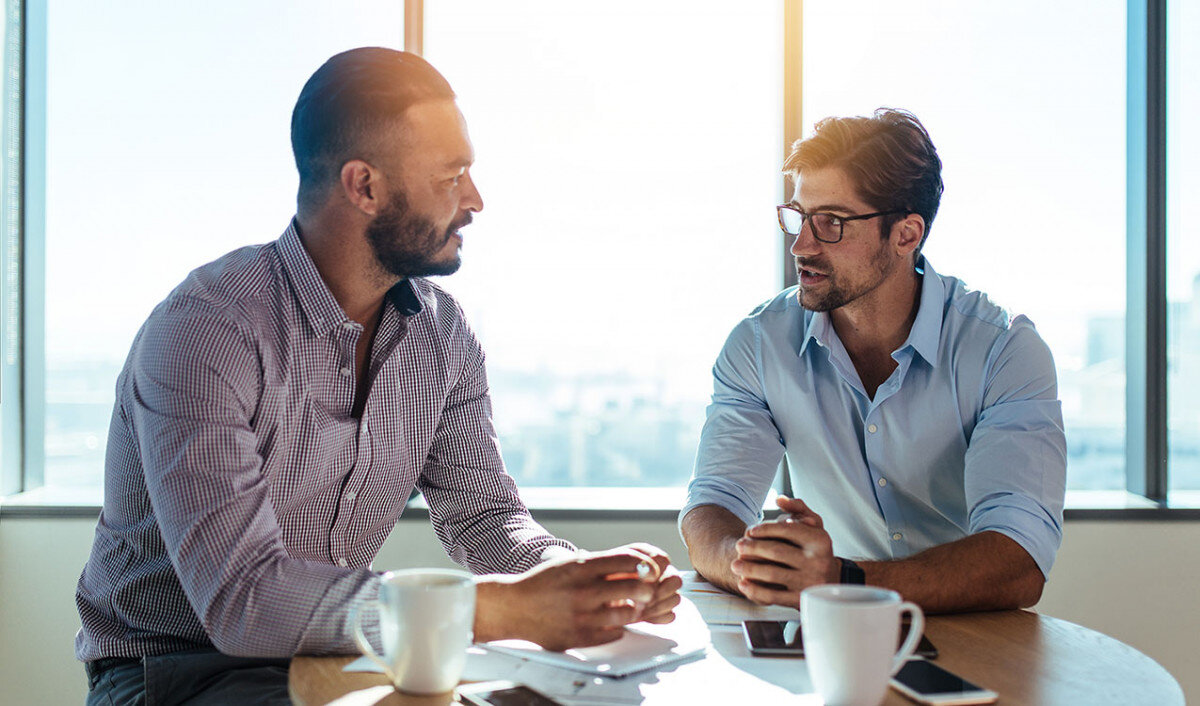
[1,516,1195,706]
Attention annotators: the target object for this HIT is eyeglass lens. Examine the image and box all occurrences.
[780,208,839,242]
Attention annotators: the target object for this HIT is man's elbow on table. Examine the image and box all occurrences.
[1012,565,1046,610]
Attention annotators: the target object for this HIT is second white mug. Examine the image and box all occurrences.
[800,584,924,706]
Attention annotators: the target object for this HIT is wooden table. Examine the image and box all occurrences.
[291,607,1183,705]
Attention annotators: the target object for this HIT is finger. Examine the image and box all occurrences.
[589,601,644,628]
[617,547,667,582]
[653,572,684,598]
[622,542,671,566]
[731,557,798,587]
[572,552,651,579]
[736,537,809,566]
[746,521,832,555]
[738,577,801,608]
[642,610,678,625]
[589,577,656,607]
[776,496,824,528]
[641,592,682,623]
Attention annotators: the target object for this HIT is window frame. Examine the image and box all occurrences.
[0,0,1189,514]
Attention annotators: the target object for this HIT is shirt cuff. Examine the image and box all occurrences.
[969,496,1063,579]
[679,476,766,539]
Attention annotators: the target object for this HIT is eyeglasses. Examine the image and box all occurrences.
[776,204,907,244]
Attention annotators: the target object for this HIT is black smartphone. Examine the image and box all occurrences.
[890,659,998,704]
[742,619,938,659]
[458,681,564,706]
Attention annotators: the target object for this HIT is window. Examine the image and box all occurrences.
[423,1,781,488]
[0,0,1189,507]
[36,2,404,495]
[1167,0,1199,492]
[802,0,1128,491]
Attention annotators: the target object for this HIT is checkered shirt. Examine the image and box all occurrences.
[75,220,574,660]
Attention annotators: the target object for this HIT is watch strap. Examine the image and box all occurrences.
[839,557,865,585]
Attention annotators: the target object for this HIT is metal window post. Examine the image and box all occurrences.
[1126,0,1168,501]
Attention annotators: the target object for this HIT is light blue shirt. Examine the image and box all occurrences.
[682,258,1067,577]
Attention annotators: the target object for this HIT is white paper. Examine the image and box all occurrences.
[680,574,800,625]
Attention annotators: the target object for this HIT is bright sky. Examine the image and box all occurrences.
[32,0,1200,491]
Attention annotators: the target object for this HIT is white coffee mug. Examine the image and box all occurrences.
[351,568,476,694]
[800,584,924,706]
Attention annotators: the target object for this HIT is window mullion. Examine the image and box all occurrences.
[1125,0,1168,501]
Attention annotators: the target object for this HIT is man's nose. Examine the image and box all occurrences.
[789,222,820,257]
[462,172,483,213]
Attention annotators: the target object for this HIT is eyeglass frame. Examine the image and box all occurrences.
[776,204,909,244]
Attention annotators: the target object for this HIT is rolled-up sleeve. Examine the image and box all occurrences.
[681,317,785,533]
[420,320,576,574]
[133,301,382,657]
[964,316,1067,578]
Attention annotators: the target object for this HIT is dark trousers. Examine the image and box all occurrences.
[84,648,291,705]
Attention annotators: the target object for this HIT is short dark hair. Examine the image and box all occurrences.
[783,108,943,249]
[290,47,455,211]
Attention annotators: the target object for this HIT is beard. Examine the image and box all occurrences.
[365,189,469,278]
[796,240,895,312]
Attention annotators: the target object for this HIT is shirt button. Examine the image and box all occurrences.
[342,321,357,330]
[340,366,352,377]
[891,532,903,541]
[878,478,888,487]
[345,491,357,501]
[868,424,878,433]
[337,558,348,567]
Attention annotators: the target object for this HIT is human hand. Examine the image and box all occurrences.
[605,542,683,625]
[488,548,663,651]
[731,496,840,607]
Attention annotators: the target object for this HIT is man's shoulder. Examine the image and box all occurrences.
[935,271,1049,367]
[156,242,282,321]
[744,287,804,326]
[939,273,1025,336]
[141,241,285,349]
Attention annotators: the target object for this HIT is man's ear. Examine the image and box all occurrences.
[892,213,926,258]
[340,160,380,216]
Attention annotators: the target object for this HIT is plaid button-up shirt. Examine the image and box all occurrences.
[75,221,574,660]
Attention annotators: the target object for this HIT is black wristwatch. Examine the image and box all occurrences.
[839,558,865,585]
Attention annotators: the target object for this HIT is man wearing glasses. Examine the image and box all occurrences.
[680,109,1066,612]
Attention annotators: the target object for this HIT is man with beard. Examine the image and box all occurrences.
[680,109,1066,613]
[75,48,681,703]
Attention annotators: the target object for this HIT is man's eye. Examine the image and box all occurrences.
[827,215,843,226]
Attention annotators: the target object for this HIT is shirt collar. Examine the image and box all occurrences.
[277,218,426,337]
[797,256,944,367]
[902,256,944,367]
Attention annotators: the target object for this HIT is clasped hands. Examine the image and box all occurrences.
[483,542,684,652]
[731,496,840,607]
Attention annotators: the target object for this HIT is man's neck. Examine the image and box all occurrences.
[828,266,922,396]
[295,210,395,327]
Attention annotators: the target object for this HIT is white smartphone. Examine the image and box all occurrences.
[890,659,998,705]
[457,680,564,706]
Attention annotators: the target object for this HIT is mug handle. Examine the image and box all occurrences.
[890,601,925,676]
[351,599,396,682]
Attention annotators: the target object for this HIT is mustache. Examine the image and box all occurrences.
[795,257,831,273]
[449,213,473,232]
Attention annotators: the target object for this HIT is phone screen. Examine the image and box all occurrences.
[743,620,938,658]
[893,659,984,694]
[744,620,805,652]
[461,685,562,706]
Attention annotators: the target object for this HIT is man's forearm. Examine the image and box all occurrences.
[858,531,1045,613]
[680,505,747,595]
